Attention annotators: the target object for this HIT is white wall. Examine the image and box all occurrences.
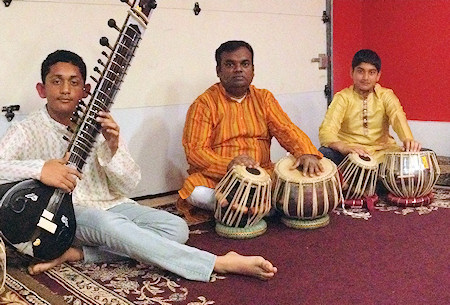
[0,0,329,197]
[0,0,327,111]
[407,121,450,157]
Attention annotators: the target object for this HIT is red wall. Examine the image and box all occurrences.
[333,0,363,94]
[333,0,450,122]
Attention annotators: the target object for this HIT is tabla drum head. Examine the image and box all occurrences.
[274,155,337,183]
[347,153,378,169]
[232,165,272,183]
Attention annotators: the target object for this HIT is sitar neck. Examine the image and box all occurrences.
[66,1,157,172]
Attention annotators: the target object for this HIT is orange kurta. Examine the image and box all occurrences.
[179,83,322,199]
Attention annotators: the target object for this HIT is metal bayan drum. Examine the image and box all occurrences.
[379,151,440,206]
[214,165,272,239]
[0,237,5,294]
[272,155,343,229]
[337,153,379,209]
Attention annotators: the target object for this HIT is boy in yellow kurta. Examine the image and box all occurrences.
[319,49,421,164]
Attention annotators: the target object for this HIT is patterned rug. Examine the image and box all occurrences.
[1,203,221,305]
[5,260,222,305]
[1,186,449,305]
[334,185,450,220]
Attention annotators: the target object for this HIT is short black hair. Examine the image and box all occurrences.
[352,49,381,72]
[41,50,87,83]
[215,40,254,67]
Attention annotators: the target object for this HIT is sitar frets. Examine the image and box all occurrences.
[67,22,142,173]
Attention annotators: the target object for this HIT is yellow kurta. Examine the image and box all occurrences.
[319,84,413,162]
[179,83,322,199]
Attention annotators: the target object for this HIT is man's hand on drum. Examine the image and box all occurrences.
[227,154,259,171]
[291,154,324,177]
[402,139,422,152]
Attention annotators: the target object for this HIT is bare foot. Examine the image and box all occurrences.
[28,247,84,275]
[214,251,277,280]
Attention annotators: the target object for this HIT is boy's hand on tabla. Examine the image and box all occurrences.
[403,139,421,152]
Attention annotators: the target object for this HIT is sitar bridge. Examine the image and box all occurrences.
[37,209,57,234]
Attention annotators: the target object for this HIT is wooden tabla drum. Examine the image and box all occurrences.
[272,155,343,229]
[214,165,272,239]
[337,153,379,209]
[379,151,440,206]
[0,237,5,294]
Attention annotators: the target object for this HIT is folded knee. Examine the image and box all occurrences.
[171,218,189,244]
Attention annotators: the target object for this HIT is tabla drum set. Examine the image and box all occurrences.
[379,151,440,206]
[338,153,379,210]
[213,150,440,238]
[214,155,344,237]
[214,165,272,239]
[272,155,343,229]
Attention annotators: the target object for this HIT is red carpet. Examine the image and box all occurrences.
[185,207,449,305]
[2,189,449,304]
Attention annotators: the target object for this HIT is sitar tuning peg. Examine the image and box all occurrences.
[90,76,99,83]
[76,104,85,113]
[70,116,78,124]
[97,59,106,67]
[120,0,132,7]
[108,19,121,32]
[102,51,109,58]
[94,66,103,76]
[145,1,157,10]
[99,37,113,51]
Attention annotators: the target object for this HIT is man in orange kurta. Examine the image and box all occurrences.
[178,40,323,220]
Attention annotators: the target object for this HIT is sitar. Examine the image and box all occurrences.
[0,0,157,261]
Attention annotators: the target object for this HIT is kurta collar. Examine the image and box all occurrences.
[218,82,250,102]
[350,83,381,100]
[41,107,71,136]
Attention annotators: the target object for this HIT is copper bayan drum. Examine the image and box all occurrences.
[272,155,343,229]
[337,153,379,209]
[214,165,272,238]
[379,151,440,206]
[0,237,5,294]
